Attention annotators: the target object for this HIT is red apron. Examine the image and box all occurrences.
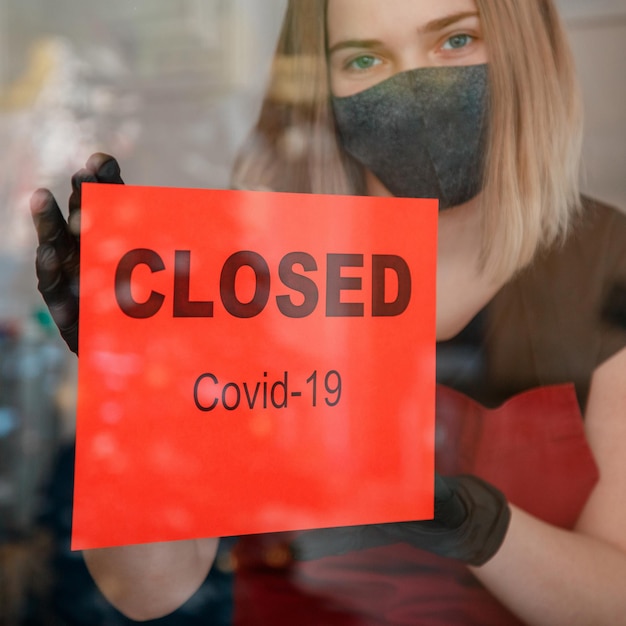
[233,384,599,625]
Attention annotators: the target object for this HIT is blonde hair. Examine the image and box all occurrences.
[231,0,583,280]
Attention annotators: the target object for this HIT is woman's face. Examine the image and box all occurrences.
[327,0,488,97]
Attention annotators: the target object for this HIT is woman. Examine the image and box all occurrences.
[31,0,626,624]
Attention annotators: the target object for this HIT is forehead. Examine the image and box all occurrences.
[326,0,480,41]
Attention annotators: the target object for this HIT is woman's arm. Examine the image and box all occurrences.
[30,157,220,622]
[471,346,626,626]
[83,537,219,621]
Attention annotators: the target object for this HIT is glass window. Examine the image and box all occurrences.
[1,1,626,624]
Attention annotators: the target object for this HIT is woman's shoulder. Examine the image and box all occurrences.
[570,195,626,254]
[519,195,626,286]
[437,196,626,406]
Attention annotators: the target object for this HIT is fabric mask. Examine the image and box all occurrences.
[331,64,489,209]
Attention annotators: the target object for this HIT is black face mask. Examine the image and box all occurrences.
[331,64,489,209]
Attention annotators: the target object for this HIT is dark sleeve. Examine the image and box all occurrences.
[483,197,626,410]
[592,198,626,363]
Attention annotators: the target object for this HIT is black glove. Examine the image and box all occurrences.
[30,153,124,354]
[292,473,510,567]
[388,474,510,566]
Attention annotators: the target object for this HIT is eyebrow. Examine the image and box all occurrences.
[419,11,479,34]
[328,39,382,55]
[327,11,480,55]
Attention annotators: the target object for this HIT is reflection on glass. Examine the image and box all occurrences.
[2,0,626,624]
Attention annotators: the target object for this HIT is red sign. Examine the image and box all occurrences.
[73,185,438,550]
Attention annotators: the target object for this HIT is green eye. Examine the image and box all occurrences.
[442,34,473,50]
[348,55,380,71]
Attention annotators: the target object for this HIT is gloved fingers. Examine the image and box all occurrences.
[292,524,392,561]
[386,475,510,566]
[30,153,123,357]
[434,472,454,501]
[434,473,467,529]
[68,168,97,230]
[35,244,79,353]
[31,188,80,287]
[86,152,124,184]
[30,188,77,257]
[68,153,124,216]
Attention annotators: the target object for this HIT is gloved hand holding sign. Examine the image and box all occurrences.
[30,153,124,354]
[293,473,510,567]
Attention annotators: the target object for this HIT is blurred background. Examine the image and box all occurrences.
[0,0,624,624]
